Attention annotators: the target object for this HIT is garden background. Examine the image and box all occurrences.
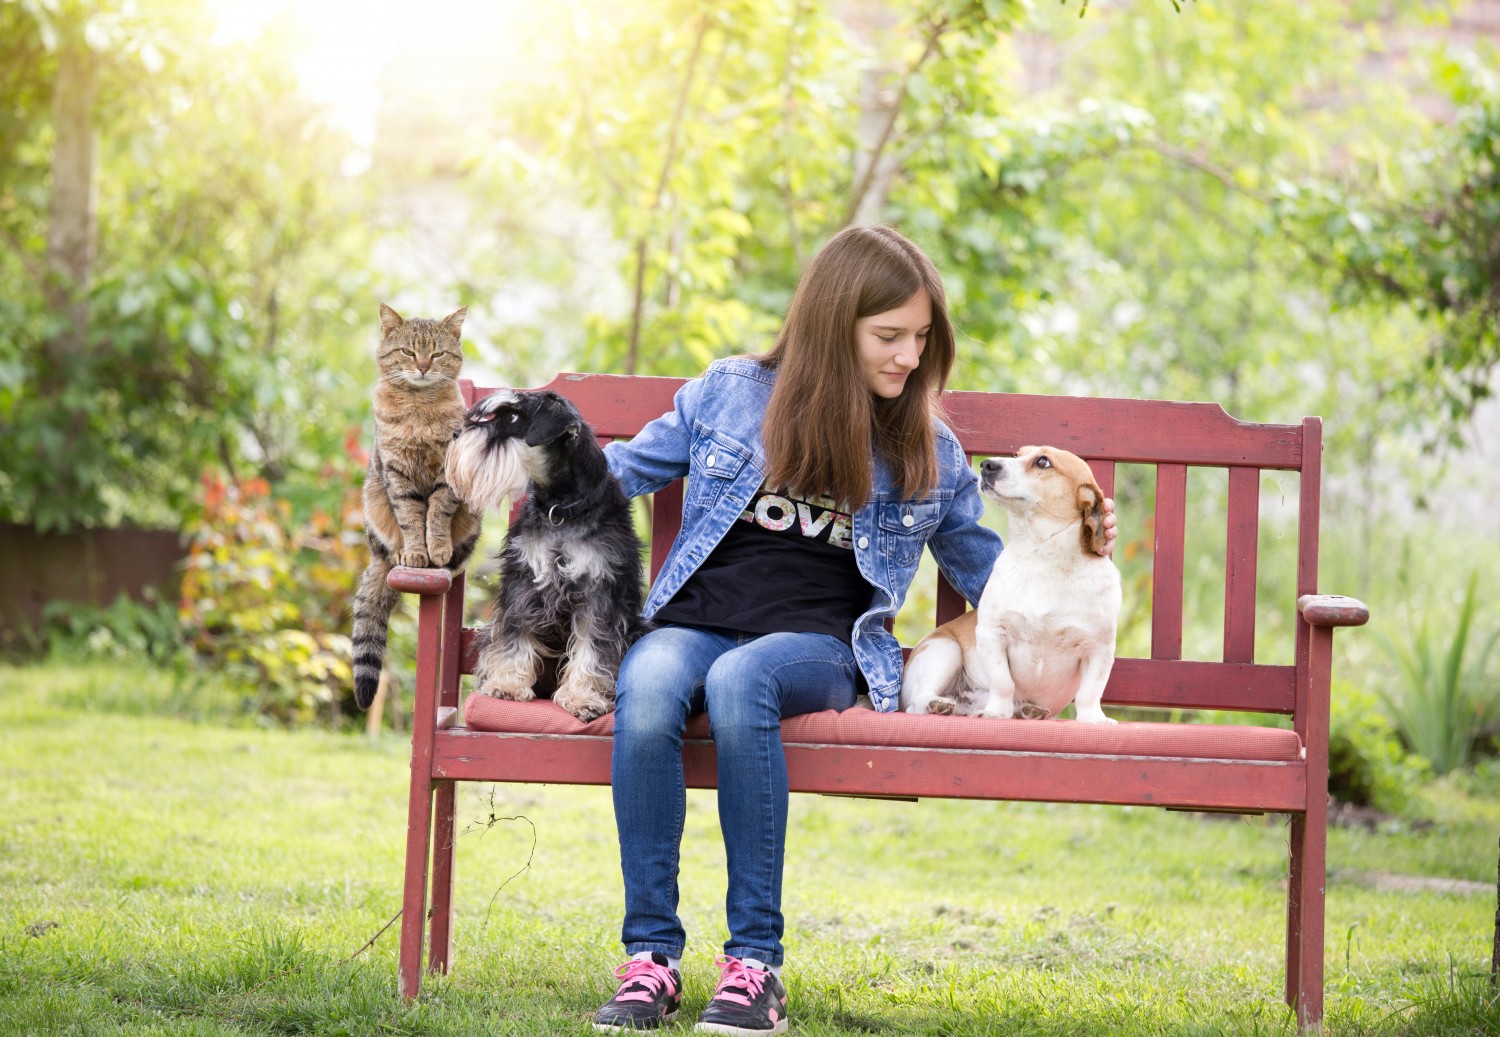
[2,0,1499,1034]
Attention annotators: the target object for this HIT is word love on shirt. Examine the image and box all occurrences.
[738,487,853,550]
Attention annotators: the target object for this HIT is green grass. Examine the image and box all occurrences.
[1,663,1497,1036]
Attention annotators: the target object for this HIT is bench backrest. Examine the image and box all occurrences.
[462,373,1322,720]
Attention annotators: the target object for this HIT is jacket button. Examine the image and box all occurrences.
[857,536,869,549]
[902,514,914,527]
[706,454,717,466]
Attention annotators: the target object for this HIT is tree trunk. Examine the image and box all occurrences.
[43,18,96,388]
[843,3,902,228]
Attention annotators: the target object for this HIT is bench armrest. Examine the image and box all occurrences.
[1297,594,1369,628]
[387,565,454,596]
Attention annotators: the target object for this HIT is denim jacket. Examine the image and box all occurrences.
[603,357,1004,712]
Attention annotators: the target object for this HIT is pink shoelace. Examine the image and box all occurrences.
[611,957,676,1003]
[709,955,771,1006]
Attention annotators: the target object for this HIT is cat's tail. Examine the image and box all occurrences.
[351,548,401,710]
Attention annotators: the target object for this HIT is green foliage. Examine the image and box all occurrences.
[1326,681,1428,814]
[0,0,376,532]
[1375,570,1500,776]
[38,590,185,668]
[1299,51,1500,431]
[178,474,365,725]
[463,0,1028,380]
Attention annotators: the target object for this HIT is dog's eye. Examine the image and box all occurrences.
[1035,456,1052,469]
[509,413,520,423]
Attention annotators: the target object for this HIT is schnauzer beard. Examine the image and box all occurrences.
[446,432,536,513]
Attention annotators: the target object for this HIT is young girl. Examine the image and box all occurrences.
[594,226,1112,1035]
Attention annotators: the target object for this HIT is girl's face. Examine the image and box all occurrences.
[855,288,931,399]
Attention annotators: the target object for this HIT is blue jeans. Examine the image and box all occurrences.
[611,624,860,966]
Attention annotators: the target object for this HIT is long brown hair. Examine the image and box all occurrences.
[760,225,955,507]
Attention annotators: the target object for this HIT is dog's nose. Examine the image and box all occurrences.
[980,458,1005,477]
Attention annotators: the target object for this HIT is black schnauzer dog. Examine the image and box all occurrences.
[446,389,646,720]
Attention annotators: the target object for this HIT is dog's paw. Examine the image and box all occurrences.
[554,681,613,722]
[477,678,536,702]
[561,700,610,722]
[1074,710,1116,725]
[925,697,956,716]
[399,548,432,568]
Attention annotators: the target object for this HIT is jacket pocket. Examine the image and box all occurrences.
[686,428,752,507]
[876,499,942,566]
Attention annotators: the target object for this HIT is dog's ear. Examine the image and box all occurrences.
[1077,483,1107,555]
[524,394,580,447]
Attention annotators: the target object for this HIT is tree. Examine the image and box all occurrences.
[0,0,377,531]
[1308,51,1499,431]
[458,0,1025,381]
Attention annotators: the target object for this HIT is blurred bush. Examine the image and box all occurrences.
[179,472,365,726]
[1327,681,1428,815]
[1375,570,1500,776]
[40,589,186,669]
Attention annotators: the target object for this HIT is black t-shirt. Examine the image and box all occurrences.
[653,484,872,640]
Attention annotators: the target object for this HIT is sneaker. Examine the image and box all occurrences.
[593,953,683,1032]
[694,956,788,1036]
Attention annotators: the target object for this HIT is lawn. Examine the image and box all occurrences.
[1,662,1496,1036]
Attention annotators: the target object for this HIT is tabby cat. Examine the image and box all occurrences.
[351,304,483,709]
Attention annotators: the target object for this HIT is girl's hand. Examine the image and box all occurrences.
[1099,498,1117,558]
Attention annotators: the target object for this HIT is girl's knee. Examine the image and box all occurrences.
[614,632,699,738]
[703,655,781,734]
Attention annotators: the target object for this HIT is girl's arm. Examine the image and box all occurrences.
[927,461,1004,608]
[603,375,704,498]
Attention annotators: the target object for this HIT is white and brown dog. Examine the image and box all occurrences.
[901,446,1121,723]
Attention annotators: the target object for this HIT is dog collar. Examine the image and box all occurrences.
[544,485,609,525]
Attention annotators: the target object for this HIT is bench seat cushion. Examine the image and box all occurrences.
[462,694,1302,762]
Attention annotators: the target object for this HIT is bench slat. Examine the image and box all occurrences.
[1087,457,1115,500]
[514,374,1308,468]
[1152,464,1187,660]
[1224,466,1261,663]
[943,391,1305,467]
[431,730,1306,812]
[936,572,966,626]
[1106,657,1295,713]
[648,482,683,583]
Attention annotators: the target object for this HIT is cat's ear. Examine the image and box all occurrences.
[378,304,404,338]
[440,307,467,339]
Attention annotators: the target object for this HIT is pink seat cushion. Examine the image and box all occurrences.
[462,694,1302,762]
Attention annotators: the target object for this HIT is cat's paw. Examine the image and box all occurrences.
[399,549,432,568]
[427,542,453,567]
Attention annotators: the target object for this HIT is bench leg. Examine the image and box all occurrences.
[428,780,458,975]
[397,589,448,999]
[427,573,465,976]
[1288,616,1333,1031]
[1286,808,1327,1031]
[398,778,435,998]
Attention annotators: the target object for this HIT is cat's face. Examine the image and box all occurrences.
[377,304,465,388]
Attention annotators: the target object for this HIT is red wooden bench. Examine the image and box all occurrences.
[386,372,1368,1030]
